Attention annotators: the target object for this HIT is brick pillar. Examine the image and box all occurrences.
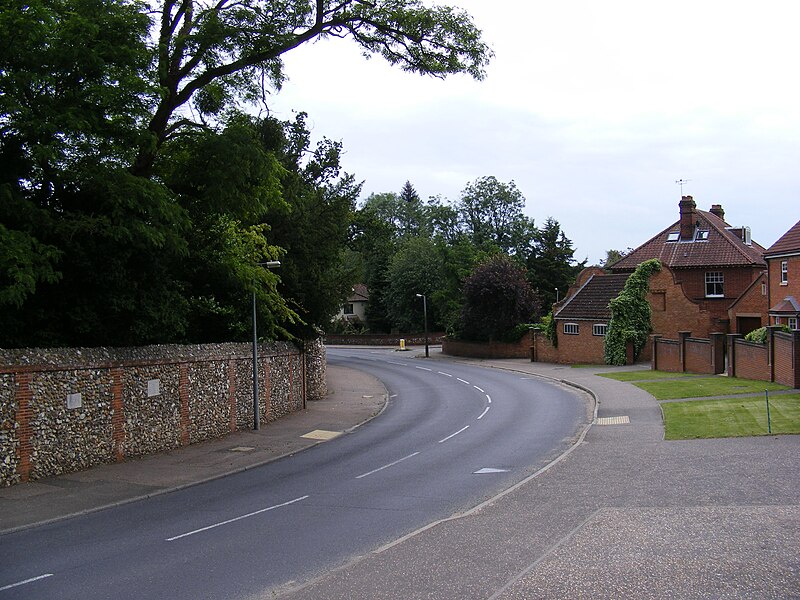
[727,334,742,377]
[179,364,190,446]
[651,335,661,371]
[710,333,726,375]
[678,331,691,372]
[228,359,237,432]
[15,372,32,483]
[111,367,125,462]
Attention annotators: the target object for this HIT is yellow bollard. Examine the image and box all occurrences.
[399,339,406,351]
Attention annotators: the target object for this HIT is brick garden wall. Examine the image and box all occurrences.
[443,332,533,359]
[325,333,444,346]
[0,340,326,486]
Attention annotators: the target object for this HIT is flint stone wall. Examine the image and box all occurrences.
[0,340,326,486]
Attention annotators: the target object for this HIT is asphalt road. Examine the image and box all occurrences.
[0,348,586,600]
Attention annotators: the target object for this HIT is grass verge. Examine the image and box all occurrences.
[663,394,800,439]
[598,370,700,382]
[635,377,789,400]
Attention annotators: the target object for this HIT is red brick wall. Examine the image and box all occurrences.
[769,256,800,316]
[649,267,712,339]
[532,332,561,363]
[685,339,714,374]
[773,332,800,388]
[654,339,681,372]
[728,273,768,333]
[443,332,532,359]
[556,325,608,364]
[732,340,771,382]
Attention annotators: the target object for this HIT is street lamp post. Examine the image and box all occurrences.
[416,293,429,358]
[253,260,281,430]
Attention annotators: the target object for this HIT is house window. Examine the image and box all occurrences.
[781,261,789,284]
[761,282,767,296]
[563,323,579,335]
[705,271,724,297]
[666,232,680,242]
[695,230,709,241]
[593,324,608,336]
[343,303,354,315]
[790,317,799,330]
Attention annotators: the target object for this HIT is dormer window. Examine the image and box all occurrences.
[666,232,679,242]
[695,230,709,241]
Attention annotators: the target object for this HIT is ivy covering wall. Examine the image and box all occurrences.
[604,259,662,365]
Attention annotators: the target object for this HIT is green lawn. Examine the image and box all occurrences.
[598,370,700,382]
[662,395,800,439]
[634,377,789,400]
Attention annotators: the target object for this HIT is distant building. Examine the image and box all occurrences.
[765,219,800,330]
[546,197,769,363]
[335,284,369,324]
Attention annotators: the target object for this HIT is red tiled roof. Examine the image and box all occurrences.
[555,274,630,321]
[611,209,765,271]
[765,220,800,257]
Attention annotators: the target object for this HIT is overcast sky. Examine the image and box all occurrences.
[266,0,800,264]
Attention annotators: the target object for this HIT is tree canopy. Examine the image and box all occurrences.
[1,0,493,347]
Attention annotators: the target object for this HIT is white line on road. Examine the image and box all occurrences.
[437,371,453,377]
[439,425,470,443]
[486,394,492,403]
[415,366,432,371]
[166,496,309,541]
[355,452,420,479]
[0,574,54,592]
[387,361,408,366]
[456,378,470,385]
[477,406,490,420]
[473,385,485,393]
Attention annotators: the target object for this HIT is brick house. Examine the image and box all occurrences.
[765,219,800,330]
[540,197,768,364]
[551,273,630,364]
[609,196,767,337]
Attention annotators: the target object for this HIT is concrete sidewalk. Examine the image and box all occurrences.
[0,364,388,534]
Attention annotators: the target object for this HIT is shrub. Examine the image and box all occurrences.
[745,325,791,344]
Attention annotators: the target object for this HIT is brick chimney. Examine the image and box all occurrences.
[679,196,697,240]
[709,204,725,221]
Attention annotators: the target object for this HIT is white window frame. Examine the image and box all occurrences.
[592,323,608,337]
[781,261,789,284]
[666,232,679,242]
[705,271,724,298]
[789,317,799,330]
[695,230,709,241]
[563,323,580,335]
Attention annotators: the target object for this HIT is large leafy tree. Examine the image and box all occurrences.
[458,176,535,254]
[385,236,444,332]
[526,217,586,309]
[132,0,493,175]
[460,255,540,342]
